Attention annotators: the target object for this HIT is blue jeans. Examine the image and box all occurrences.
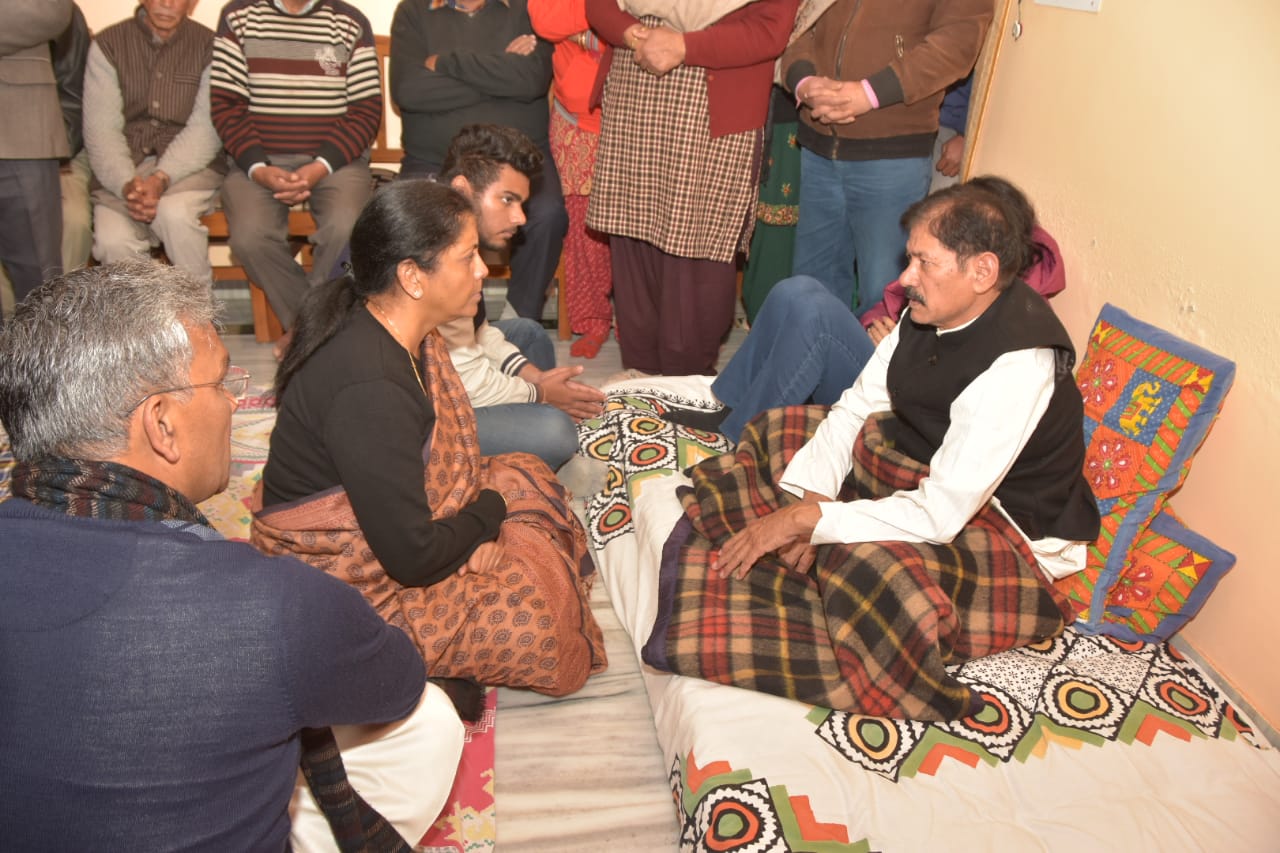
[475,402,578,470]
[475,317,575,469]
[711,276,875,443]
[492,317,555,371]
[792,149,932,316]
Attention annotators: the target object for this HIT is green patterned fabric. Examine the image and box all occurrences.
[740,88,802,325]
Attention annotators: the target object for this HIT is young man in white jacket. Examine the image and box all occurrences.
[436,124,603,469]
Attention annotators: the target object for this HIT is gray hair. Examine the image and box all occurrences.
[0,261,220,460]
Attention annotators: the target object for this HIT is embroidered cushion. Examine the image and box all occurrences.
[1056,304,1235,640]
[1057,507,1235,642]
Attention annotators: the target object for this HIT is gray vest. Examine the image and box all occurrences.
[94,14,214,166]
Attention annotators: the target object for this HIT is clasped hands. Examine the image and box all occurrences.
[711,494,825,580]
[122,173,168,223]
[521,363,606,422]
[796,76,874,125]
[624,23,685,77]
[252,160,330,206]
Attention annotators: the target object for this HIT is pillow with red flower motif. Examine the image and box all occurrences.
[1056,507,1235,642]
[1057,304,1235,637]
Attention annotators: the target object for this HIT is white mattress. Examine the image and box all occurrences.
[585,379,1280,851]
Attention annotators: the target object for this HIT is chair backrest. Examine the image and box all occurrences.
[372,35,402,167]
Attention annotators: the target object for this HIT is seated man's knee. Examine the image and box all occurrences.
[91,208,146,263]
[768,275,849,325]
[228,219,284,256]
[527,405,579,470]
[293,685,464,852]
[152,195,201,234]
[494,317,555,370]
[772,275,834,303]
[310,210,364,258]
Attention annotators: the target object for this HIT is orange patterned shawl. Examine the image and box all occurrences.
[251,330,607,696]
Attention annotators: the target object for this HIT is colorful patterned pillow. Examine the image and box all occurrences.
[1057,304,1235,639]
[1057,507,1235,642]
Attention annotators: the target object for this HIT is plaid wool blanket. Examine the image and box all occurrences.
[643,406,1075,720]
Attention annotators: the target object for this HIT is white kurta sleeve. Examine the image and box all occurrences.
[802,346,1057,546]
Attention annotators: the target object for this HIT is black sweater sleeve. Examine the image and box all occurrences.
[321,375,506,588]
[262,311,507,588]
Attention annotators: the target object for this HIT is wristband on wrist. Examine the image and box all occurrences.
[795,75,814,106]
[860,78,880,110]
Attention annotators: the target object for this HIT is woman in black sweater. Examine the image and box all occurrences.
[253,181,606,696]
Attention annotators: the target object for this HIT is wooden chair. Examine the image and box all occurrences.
[205,34,569,343]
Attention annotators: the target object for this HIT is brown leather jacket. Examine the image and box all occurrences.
[781,0,992,160]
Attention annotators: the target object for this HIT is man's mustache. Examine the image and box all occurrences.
[904,286,926,306]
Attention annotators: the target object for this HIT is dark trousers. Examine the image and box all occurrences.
[0,158,63,313]
[401,149,567,321]
[610,235,737,376]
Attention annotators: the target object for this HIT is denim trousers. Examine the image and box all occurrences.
[474,318,577,469]
[791,148,932,317]
[711,275,875,443]
[492,318,554,371]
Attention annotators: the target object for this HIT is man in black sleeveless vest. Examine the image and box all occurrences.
[715,177,1099,586]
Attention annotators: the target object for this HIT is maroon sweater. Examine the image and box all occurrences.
[585,0,799,139]
[210,0,382,172]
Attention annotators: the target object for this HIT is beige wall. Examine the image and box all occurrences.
[84,1,401,33]
[972,0,1280,724]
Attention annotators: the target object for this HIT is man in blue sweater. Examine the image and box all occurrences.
[0,261,463,850]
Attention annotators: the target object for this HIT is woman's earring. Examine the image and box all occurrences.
[412,290,422,299]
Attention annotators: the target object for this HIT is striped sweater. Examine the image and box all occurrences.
[210,0,381,173]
